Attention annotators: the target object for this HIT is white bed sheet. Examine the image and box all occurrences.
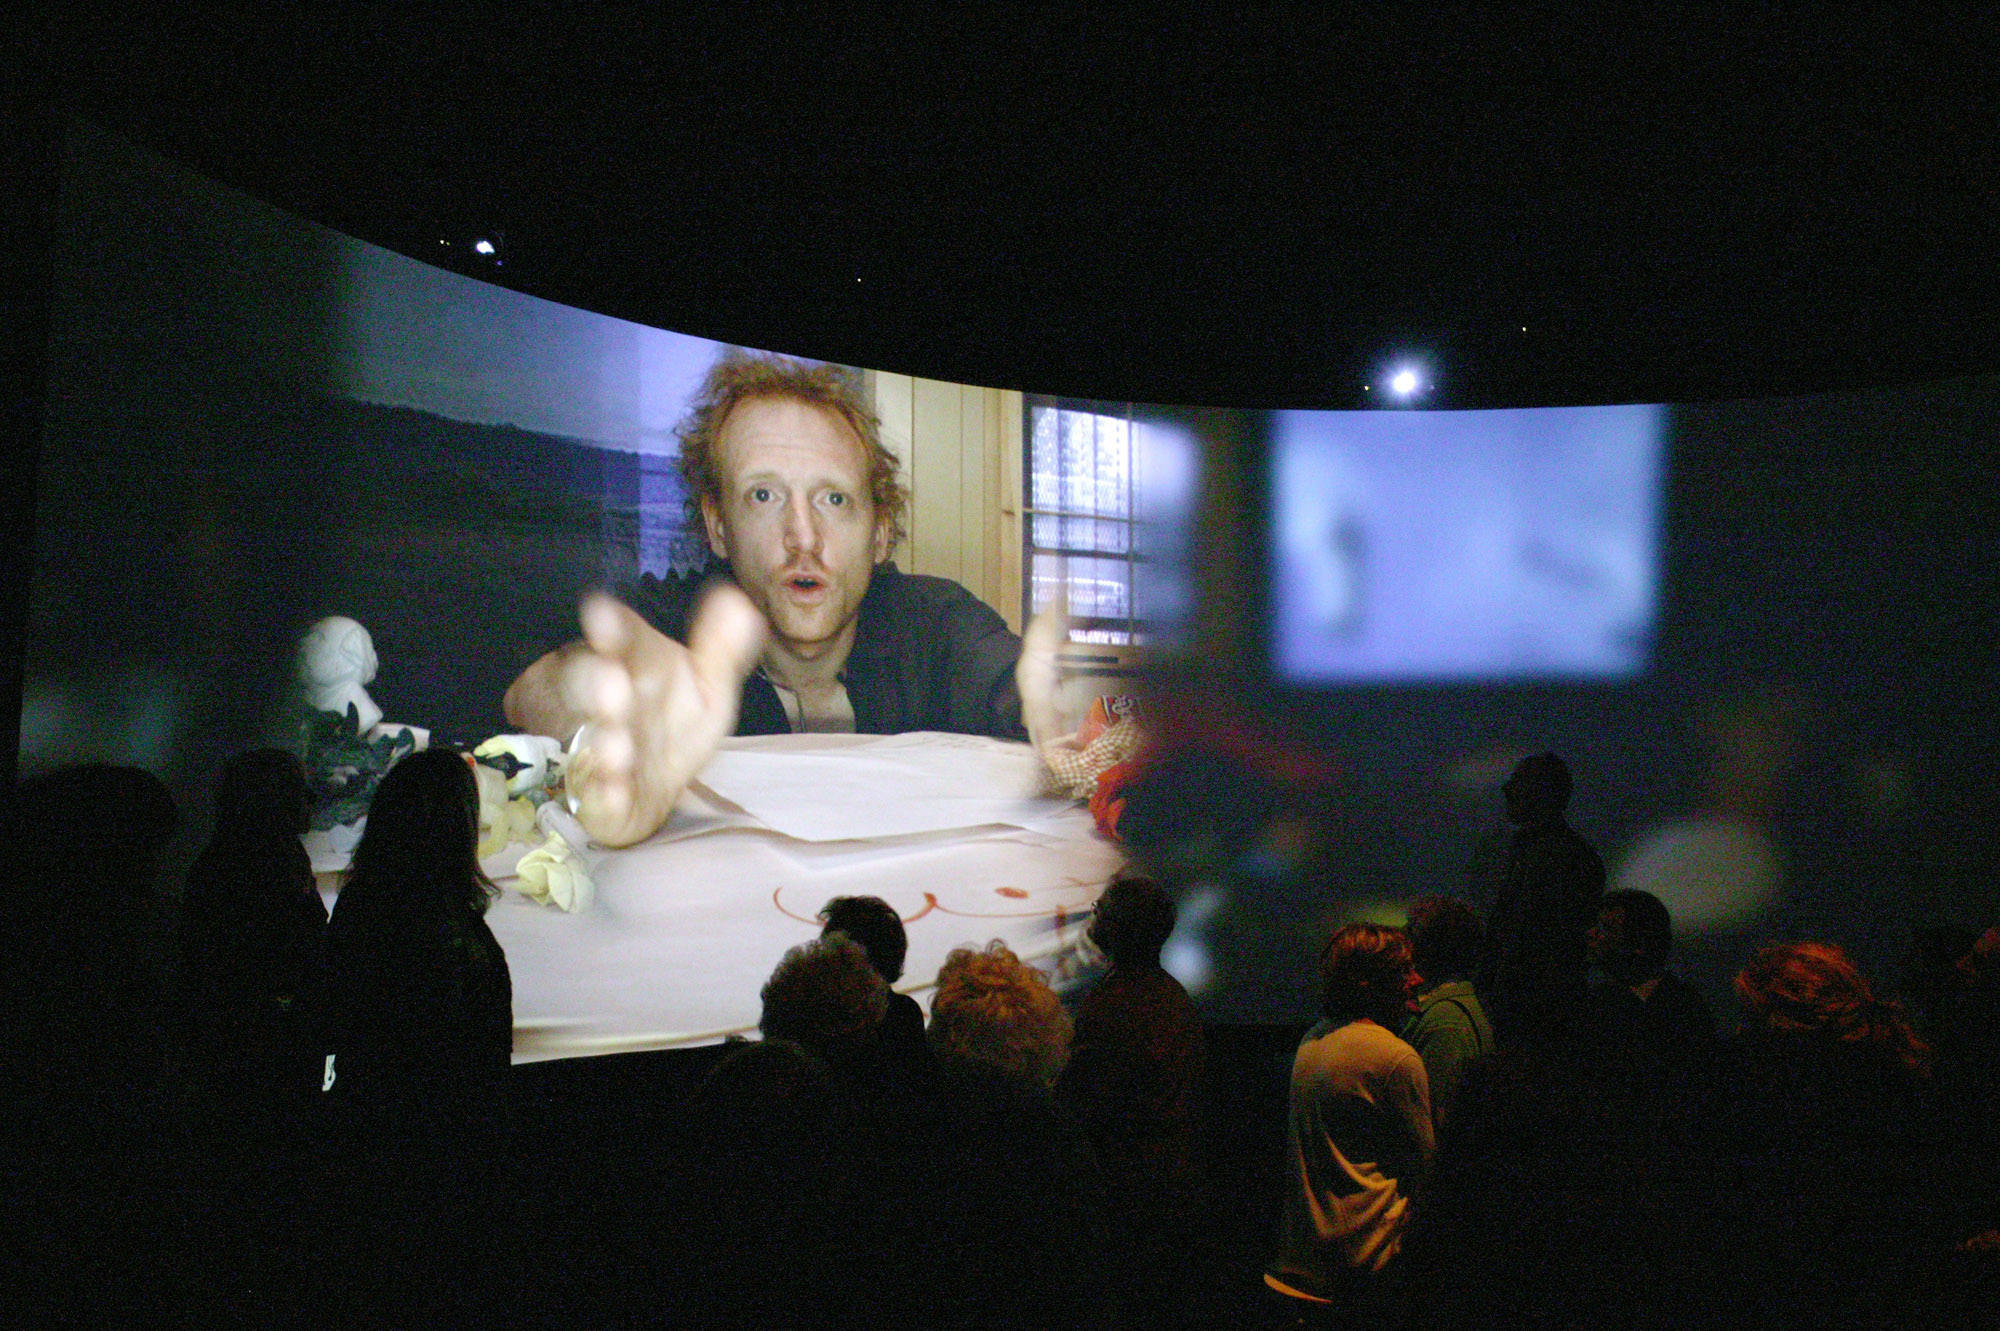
[485,733,1125,1062]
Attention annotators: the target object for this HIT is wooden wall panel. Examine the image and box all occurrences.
[998,390,1023,632]
[910,375,962,583]
[867,372,1022,628]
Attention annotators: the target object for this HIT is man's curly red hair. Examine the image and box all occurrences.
[675,353,909,555]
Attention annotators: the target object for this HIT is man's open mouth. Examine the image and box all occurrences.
[785,574,825,593]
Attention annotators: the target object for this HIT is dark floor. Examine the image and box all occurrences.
[17,1022,1996,1329]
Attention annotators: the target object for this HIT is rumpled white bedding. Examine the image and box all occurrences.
[484,733,1124,1062]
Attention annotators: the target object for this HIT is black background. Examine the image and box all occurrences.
[11,8,2000,408]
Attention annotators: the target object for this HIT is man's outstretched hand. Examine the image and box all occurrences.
[560,588,766,849]
[517,586,1066,847]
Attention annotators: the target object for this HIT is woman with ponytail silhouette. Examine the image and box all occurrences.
[298,747,512,1320]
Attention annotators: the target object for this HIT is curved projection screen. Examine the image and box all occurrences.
[24,121,2000,1039]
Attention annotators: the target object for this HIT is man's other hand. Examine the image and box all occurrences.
[561,588,766,849]
[1017,597,1073,754]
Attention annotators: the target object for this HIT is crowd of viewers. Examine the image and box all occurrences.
[1,748,1996,1326]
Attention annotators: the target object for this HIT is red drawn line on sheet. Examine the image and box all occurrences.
[774,872,1106,925]
[924,897,1089,922]
[771,887,940,926]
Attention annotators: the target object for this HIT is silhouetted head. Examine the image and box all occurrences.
[10,763,177,859]
[1735,941,1927,1074]
[1962,926,2000,988]
[759,934,890,1065]
[1319,922,1418,1025]
[211,748,311,850]
[9,764,177,930]
[927,941,1073,1090]
[6,765,177,1007]
[819,895,908,983]
[1405,896,1483,985]
[1088,874,1177,970]
[1503,752,1572,826]
[681,1038,841,1233]
[1589,889,1674,985]
[685,1037,837,1156]
[1897,923,1979,1015]
[342,748,496,922]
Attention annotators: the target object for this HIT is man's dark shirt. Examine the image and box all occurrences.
[621,560,1026,741]
[1635,971,1717,1047]
[1584,971,1718,1069]
[869,990,933,1077]
[1057,964,1207,1197]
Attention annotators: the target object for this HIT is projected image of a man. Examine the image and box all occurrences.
[686,373,899,725]
[506,356,1049,849]
[709,398,886,660]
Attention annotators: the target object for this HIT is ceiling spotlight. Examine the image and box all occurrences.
[1390,369,1419,397]
[473,238,497,256]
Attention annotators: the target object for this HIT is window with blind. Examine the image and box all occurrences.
[1024,398,1197,646]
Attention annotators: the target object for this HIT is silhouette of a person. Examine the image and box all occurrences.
[1476,752,1605,1043]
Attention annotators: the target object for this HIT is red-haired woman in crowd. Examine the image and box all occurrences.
[1735,940,1928,1073]
[1727,941,1948,1323]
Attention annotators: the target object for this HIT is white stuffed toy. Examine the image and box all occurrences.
[473,734,567,802]
[474,763,539,859]
[300,616,384,733]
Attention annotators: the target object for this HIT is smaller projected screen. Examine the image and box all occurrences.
[1270,404,1667,684]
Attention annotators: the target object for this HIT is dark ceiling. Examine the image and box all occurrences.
[22,8,2000,407]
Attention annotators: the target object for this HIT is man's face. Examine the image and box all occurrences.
[1587,905,1625,970]
[1398,962,1424,1015]
[703,396,891,660]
